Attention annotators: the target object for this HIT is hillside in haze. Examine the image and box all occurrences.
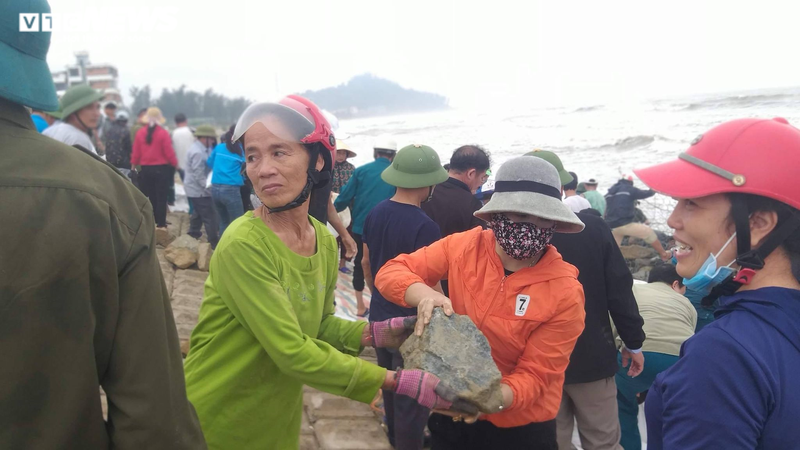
[298,74,448,118]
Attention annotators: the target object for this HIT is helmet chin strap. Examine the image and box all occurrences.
[702,196,800,306]
[264,147,331,214]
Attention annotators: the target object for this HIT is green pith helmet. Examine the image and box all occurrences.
[60,84,104,119]
[576,182,587,194]
[524,149,574,186]
[194,124,217,138]
[381,144,449,189]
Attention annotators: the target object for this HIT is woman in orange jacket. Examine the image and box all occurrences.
[375,156,587,450]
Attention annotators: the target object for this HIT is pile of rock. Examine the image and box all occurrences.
[156,213,214,272]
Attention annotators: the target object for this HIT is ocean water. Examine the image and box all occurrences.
[337,86,800,231]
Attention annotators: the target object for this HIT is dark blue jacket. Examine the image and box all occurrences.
[646,287,800,449]
[604,179,654,228]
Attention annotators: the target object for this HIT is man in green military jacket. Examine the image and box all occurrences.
[0,1,206,448]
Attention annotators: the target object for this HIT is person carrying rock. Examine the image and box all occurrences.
[376,156,587,449]
[0,1,206,447]
[185,124,220,248]
[361,144,449,450]
[182,96,476,450]
[605,175,671,261]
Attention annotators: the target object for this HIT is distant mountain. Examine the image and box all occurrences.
[298,74,448,118]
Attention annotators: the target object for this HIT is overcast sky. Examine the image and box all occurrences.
[47,0,800,108]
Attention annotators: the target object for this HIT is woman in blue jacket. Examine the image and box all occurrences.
[634,117,800,450]
[208,126,246,234]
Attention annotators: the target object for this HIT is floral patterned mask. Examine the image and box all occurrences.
[491,213,555,260]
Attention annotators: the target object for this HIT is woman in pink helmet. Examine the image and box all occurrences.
[182,96,475,450]
[634,118,800,449]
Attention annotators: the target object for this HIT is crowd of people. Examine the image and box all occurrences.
[3,2,800,449]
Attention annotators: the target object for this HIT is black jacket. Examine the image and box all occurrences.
[551,211,645,384]
[604,179,655,228]
[421,177,485,237]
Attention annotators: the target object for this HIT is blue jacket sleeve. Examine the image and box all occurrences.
[631,187,656,200]
[334,169,358,212]
[648,327,770,450]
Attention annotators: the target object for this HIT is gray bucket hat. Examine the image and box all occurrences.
[475,156,585,233]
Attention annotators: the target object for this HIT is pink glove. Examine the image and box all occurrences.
[391,369,479,416]
[363,316,417,349]
[394,369,453,410]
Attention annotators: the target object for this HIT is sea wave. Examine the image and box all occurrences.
[573,105,604,113]
[676,92,800,111]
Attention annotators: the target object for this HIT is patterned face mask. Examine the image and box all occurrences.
[491,213,555,261]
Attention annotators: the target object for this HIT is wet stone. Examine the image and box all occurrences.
[400,309,504,413]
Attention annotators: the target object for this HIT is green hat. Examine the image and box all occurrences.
[576,182,587,194]
[524,149,574,186]
[0,0,59,110]
[60,85,104,119]
[381,144,449,189]
[194,124,217,138]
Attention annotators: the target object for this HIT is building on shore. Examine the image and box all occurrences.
[52,51,121,106]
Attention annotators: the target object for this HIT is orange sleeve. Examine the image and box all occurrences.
[501,283,586,413]
[374,232,460,307]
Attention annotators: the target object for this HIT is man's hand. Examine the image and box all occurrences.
[342,232,357,260]
[621,347,645,377]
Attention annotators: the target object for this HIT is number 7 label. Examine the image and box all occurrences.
[515,294,530,317]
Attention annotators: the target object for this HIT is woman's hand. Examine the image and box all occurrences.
[362,316,417,349]
[384,369,478,416]
[415,292,453,336]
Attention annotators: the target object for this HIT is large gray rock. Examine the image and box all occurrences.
[400,309,504,413]
[164,235,199,269]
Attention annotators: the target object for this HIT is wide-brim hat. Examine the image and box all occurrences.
[194,124,217,138]
[381,144,449,189]
[475,156,584,233]
[336,139,357,158]
[0,0,59,111]
[585,178,598,186]
[144,106,167,125]
[524,149,574,186]
[60,84,104,118]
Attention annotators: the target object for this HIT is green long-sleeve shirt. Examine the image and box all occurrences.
[184,211,387,450]
[0,98,206,449]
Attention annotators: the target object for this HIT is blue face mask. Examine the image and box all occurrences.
[682,233,737,294]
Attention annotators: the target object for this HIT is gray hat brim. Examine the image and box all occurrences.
[475,191,585,233]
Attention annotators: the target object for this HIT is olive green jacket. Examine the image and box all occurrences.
[0,98,206,449]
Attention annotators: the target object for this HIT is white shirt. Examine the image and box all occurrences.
[564,195,592,213]
[171,126,194,169]
[42,121,96,154]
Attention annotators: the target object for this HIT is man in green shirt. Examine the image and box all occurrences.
[0,1,206,448]
[583,178,607,216]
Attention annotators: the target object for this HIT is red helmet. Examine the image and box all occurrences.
[634,117,800,210]
[233,95,336,173]
[233,95,336,213]
[635,117,800,298]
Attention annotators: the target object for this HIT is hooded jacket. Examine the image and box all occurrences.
[375,227,586,427]
[604,179,655,228]
[645,287,800,449]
